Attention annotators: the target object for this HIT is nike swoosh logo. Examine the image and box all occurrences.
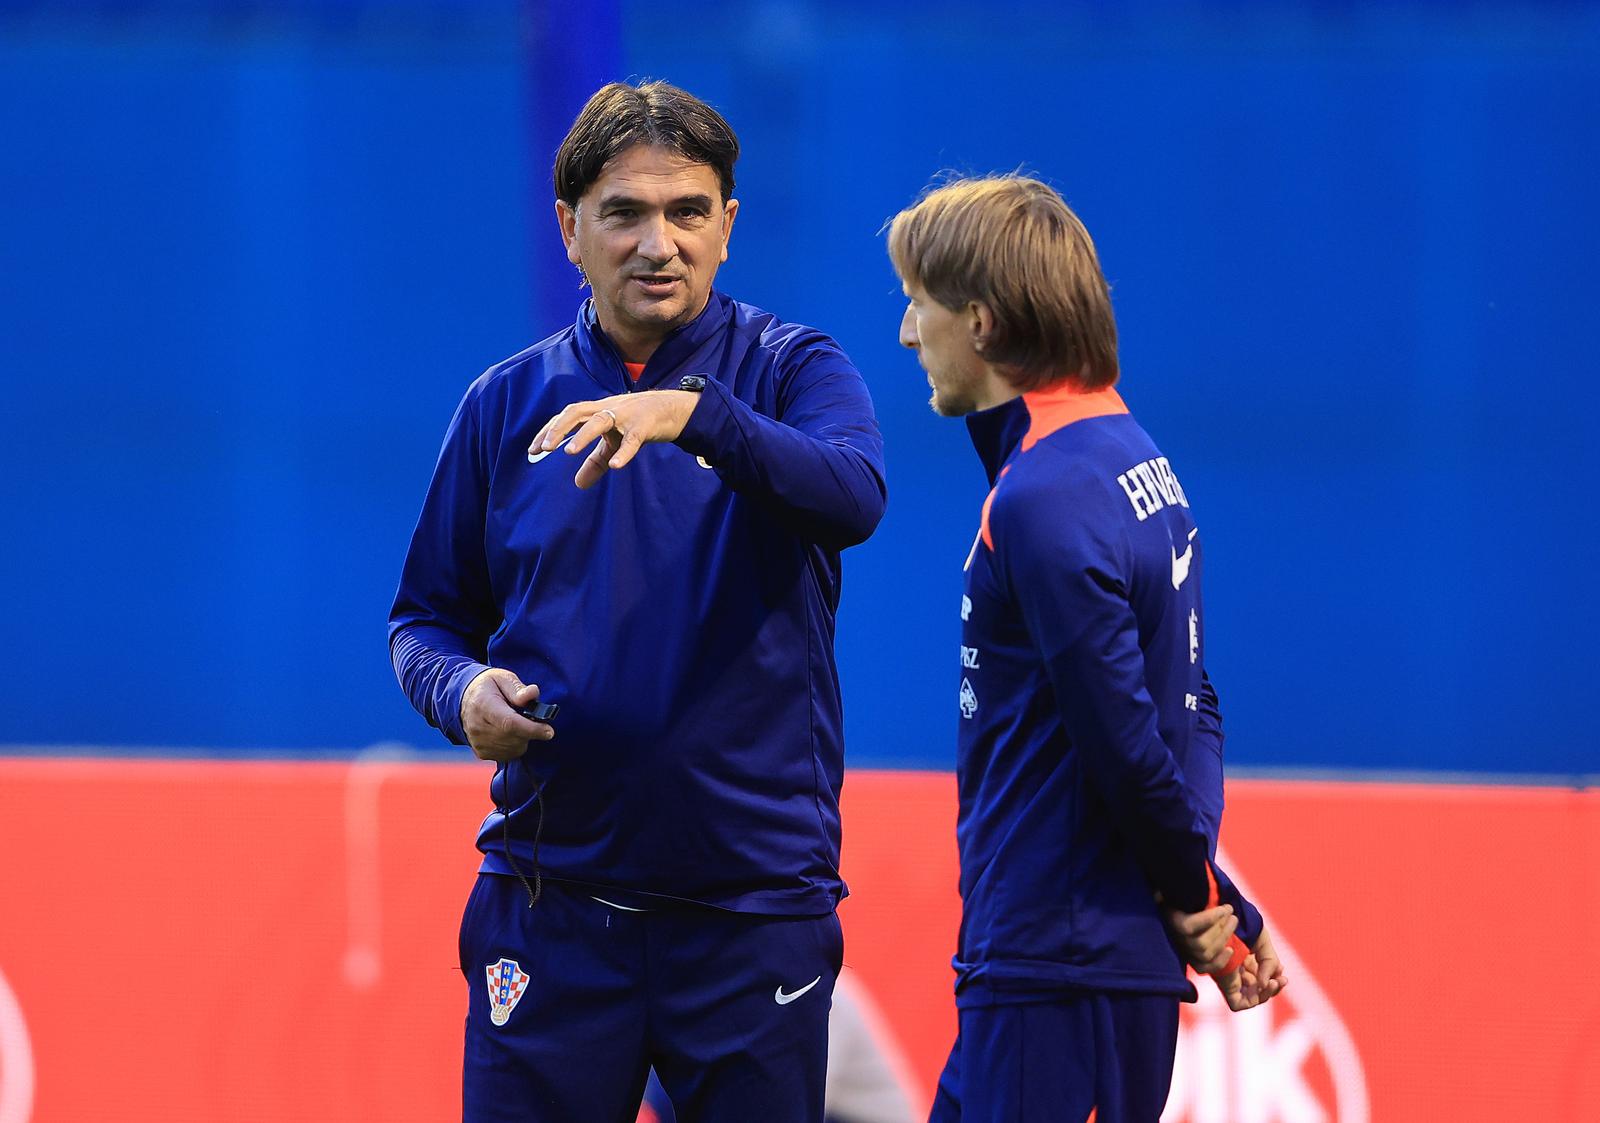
[528,433,575,463]
[1171,527,1199,590]
[773,975,822,1005]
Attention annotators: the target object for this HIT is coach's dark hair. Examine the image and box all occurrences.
[554,80,739,206]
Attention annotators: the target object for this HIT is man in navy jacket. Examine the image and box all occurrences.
[390,81,885,1122]
[887,176,1283,1122]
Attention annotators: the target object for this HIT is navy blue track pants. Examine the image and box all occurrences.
[459,874,842,1123]
[927,992,1179,1123]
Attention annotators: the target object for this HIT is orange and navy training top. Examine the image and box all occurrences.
[952,383,1260,1006]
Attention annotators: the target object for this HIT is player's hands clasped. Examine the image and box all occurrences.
[1213,927,1288,1012]
[461,668,555,762]
[1163,902,1289,1012]
[531,390,702,489]
[1165,903,1239,973]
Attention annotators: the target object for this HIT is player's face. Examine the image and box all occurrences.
[899,281,987,416]
[557,144,738,362]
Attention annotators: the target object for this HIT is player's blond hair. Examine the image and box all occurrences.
[887,175,1119,392]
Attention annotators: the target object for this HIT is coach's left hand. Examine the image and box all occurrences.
[532,390,702,489]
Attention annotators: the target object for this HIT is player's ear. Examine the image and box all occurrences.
[556,200,580,265]
[719,197,739,263]
[968,301,995,352]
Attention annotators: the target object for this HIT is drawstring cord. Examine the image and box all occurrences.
[496,764,546,909]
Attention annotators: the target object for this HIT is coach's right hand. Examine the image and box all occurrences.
[461,668,555,761]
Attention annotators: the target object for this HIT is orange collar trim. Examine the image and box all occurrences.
[978,464,1012,552]
[1019,384,1128,452]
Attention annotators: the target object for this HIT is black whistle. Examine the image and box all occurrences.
[517,701,560,722]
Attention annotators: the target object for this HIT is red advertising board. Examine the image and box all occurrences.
[0,759,1596,1121]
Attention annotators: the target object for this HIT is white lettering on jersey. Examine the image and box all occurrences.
[1189,609,1199,665]
[958,678,979,719]
[961,595,972,622]
[1159,458,1190,507]
[1117,456,1191,521]
[960,645,981,669]
[1141,460,1177,507]
[1117,467,1157,520]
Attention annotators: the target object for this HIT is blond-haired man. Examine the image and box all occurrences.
[888,176,1282,1122]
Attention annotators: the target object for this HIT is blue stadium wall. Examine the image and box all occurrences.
[2,0,1596,774]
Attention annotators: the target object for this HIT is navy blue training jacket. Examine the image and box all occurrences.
[389,291,886,914]
[953,383,1261,1005]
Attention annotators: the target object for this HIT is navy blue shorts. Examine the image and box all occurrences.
[927,992,1179,1123]
[459,874,842,1123]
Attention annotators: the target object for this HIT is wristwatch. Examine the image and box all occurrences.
[678,375,707,392]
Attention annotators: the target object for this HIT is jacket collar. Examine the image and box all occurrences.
[964,397,1031,487]
[573,290,734,394]
[1018,383,1128,452]
[965,382,1129,483]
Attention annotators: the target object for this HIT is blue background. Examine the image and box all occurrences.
[2,0,1596,773]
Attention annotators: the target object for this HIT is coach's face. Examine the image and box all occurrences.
[557,144,738,362]
[900,281,989,417]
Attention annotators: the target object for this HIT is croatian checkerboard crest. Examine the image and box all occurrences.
[486,958,530,1027]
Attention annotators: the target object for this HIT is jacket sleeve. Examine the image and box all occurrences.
[1190,670,1226,841]
[387,384,498,745]
[997,471,1251,924]
[672,339,886,549]
[1188,670,1264,946]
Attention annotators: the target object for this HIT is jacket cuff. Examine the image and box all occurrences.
[673,376,741,465]
[1234,896,1264,948]
[439,660,492,745]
